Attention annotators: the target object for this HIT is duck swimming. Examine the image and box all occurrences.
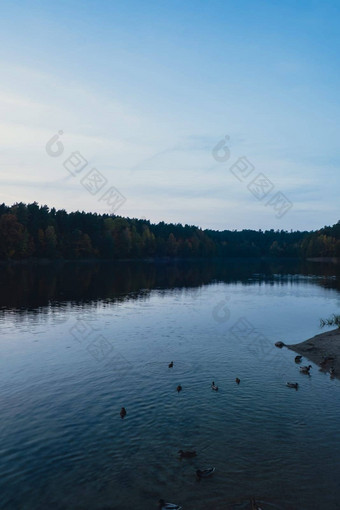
[211,381,218,391]
[300,365,312,374]
[235,377,240,384]
[120,407,127,418]
[295,355,302,363]
[178,449,196,458]
[196,467,215,480]
[158,499,182,510]
[168,361,174,368]
[286,382,298,389]
[176,385,182,393]
[250,497,263,510]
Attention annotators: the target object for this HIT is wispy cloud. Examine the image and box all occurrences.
[0,2,339,230]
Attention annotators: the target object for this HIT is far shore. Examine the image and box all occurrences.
[287,328,340,378]
[0,255,339,267]
[307,257,340,264]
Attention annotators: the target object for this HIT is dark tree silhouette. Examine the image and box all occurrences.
[0,202,338,260]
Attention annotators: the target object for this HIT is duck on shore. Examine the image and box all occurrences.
[320,355,335,368]
[275,341,285,348]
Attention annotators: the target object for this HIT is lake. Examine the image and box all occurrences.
[0,259,339,509]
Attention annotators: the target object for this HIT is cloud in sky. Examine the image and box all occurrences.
[0,1,339,231]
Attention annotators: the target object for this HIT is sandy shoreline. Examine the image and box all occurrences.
[287,328,340,378]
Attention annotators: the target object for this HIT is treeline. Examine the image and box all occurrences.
[300,222,340,258]
[0,202,338,260]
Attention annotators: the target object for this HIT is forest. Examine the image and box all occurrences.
[0,202,339,260]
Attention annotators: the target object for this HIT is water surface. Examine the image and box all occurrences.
[0,260,339,509]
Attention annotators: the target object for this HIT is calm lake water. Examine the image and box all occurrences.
[0,259,339,510]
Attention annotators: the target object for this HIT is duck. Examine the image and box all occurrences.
[300,365,312,374]
[235,377,240,384]
[295,355,302,363]
[176,385,182,393]
[275,341,285,348]
[178,449,196,458]
[250,498,263,510]
[158,499,182,510]
[120,407,127,418]
[211,381,218,391]
[323,355,335,362]
[286,382,298,389]
[330,367,335,376]
[320,356,334,367]
[168,361,174,368]
[196,467,215,479]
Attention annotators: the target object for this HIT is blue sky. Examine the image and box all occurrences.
[0,0,339,230]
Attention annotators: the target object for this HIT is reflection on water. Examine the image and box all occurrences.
[0,258,339,311]
[0,259,339,510]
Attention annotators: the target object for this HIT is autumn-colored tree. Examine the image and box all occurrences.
[0,214,25,259]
